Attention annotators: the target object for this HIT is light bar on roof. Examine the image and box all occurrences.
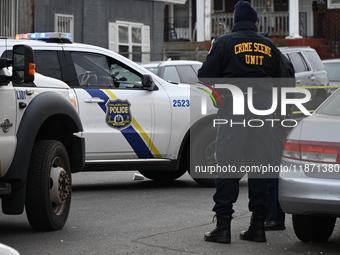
[15,32,71,40]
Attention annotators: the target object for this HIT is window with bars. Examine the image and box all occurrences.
[0,0,17,38]
[55,14,74,40]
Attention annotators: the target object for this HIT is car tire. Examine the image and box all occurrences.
[292,214,336,242]
[188,124,217,187]
[25,140,72,231]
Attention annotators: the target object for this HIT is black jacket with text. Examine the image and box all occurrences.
[198,20,286,94]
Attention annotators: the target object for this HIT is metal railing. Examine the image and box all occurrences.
[211,11,289,38]
[164,12,289,42]
[326,18,340,57]
[164,17,192,42]
[0,0,17,38]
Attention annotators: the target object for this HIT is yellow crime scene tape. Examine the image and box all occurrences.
[299,85,340,89]
[292,85,340,115]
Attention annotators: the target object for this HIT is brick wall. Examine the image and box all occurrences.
[313,1,340,58]
[313,1,340,40]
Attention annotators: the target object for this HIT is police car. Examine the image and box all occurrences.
[0,32,218,186]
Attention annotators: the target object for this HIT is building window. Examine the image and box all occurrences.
[118,23,142,62]
[328,0,340,9]
[108,21,150,63]
[213,0,225,12]
[0,0,17,38]
[252,0,274,12]
[55,14,74,40]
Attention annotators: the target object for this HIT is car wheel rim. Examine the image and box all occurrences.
[204,141,216,165]
[49,158,70,216]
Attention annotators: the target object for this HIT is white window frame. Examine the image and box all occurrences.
[108,21,150,63]
[0,0,17,38]
[55,14,74,41]
[328,0,340,9]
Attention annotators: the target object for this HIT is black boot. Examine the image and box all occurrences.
[204,214,232,243]
[240,215,266,242]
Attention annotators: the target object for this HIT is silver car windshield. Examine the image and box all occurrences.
[324,63,340,81]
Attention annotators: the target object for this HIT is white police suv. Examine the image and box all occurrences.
[0,32,218,186]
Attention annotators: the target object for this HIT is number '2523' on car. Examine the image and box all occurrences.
[279,87,340,242]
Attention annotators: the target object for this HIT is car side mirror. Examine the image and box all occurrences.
[142,74,155,91]
[12,44,35,84]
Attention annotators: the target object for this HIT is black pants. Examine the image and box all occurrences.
[265,178,285,222]
[265,122,288,222]
[213,96,273,218]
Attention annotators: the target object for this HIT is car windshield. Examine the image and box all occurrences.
[316,88,340,116]
[144,66,158,75]
[323,62,340,81]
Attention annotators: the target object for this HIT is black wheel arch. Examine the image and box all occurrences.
[178,114,218,167]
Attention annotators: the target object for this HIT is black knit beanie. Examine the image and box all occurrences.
[234,1,259,24]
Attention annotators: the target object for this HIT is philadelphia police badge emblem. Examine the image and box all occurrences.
[106,99,132,130]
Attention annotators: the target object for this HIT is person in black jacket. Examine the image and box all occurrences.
[198,1,287,244]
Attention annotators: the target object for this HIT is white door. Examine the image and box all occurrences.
[299,0,314,37]
[0,83,17,176]
[67,50,170,160]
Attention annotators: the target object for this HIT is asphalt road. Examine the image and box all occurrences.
[1,171,340,255]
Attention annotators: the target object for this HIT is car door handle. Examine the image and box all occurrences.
[296,80,301,84]
[309,76,316,81]
[84,98,105,103]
